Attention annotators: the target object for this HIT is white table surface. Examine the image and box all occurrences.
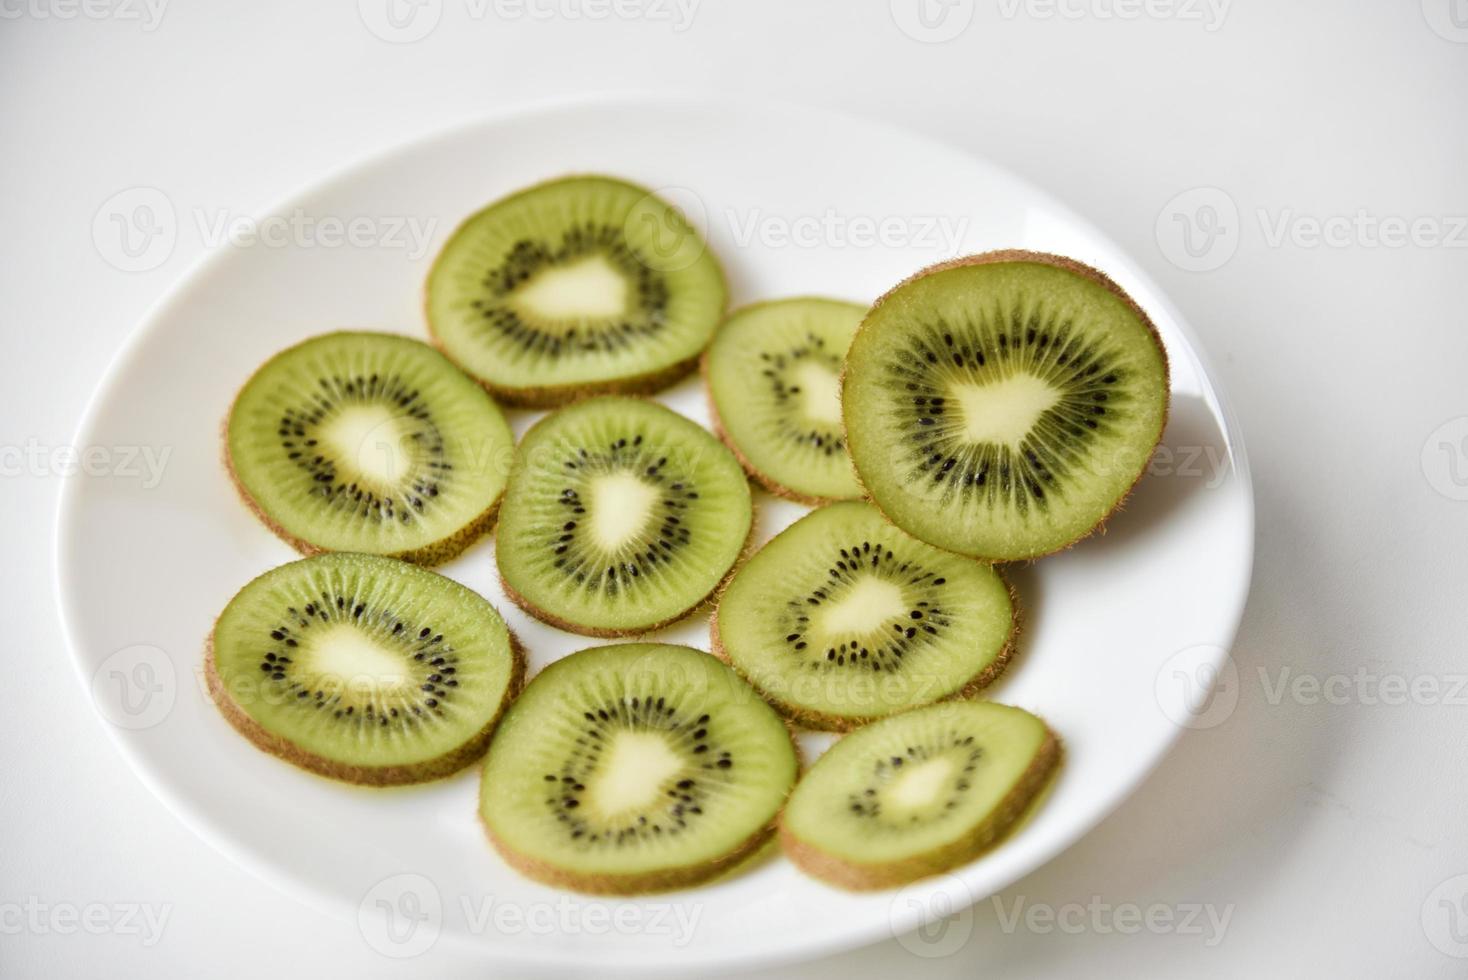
[4,2,1465,976]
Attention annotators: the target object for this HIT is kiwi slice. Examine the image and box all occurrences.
[479,643,798,894]
[206,553,523,786]
[843,251,1170,560]
[496,396,753,636]
[712,501,1015,730]
[780,700,1059,889]
[226,331,514,565]
[702,297,865,503]
[426,176,727,407]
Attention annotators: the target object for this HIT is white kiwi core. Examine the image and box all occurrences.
[512,254,629,323]
[325,405,417,489]
[950,373,1062,447]
[795,360,843,425]
[304,625,411,693]
[817,577,907,637]
[589,472,660,551]
[587,732,686,819]
[885,756,956,811]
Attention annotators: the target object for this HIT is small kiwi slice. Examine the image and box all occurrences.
[479,643,798,894]
[206,553,523,786]
[843,251,1170,560]
[496,396,753,636]
[702,297,866,503]
[780,700,1059,890]
[226,331,514,565]
[426,176,727,407]
[712,501,1015,730]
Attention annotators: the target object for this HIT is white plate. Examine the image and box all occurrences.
[55,95,1253,972]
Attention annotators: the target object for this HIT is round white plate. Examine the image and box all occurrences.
[55,95,1253,972]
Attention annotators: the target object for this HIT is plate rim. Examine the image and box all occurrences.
[53,90,1255,972]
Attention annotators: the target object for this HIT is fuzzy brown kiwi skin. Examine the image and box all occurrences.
[204,627,525,788]
[700,378,832,507]
[493,396,759,638]
[841,249,1172,562]
[698,297,866,506]
[221,333,509,567]
[437,352,703,411]
[423,173,729,410]
[479,808,777,896]
[709,570,1022,732]
[779,727,1062,891]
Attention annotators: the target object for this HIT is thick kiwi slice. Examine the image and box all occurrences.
[702,297,865,503]
[781,700,1058,889]
[496,396,753,636]
[206,553,523,786]
[226,331,514,565]
[479,643,798,894]
[426,176,727,407]
[713,502,1014,730]
[843,251,1169,560]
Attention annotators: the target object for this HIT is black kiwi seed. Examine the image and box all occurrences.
[251,598,458,727]
[879,312,1128,515]
[752,331,848,458]
[778,538,953,675]
[476,223,670,356]
[537,694,737,847]
[703,298,868,505]
[844,732,985,820]
[274,374,450,527]
[541,436,700,595]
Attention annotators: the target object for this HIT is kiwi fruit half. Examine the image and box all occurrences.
[712,501,1014,730]
[702,297,865,503]
[496,396,753,636]
[426,176,727,407]
[206,553,523,786]
[226,331,514,565]
[780,700,1058,889]
[479,643,798,894]
[843,251,1169,560]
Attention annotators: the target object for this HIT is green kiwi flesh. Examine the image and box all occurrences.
[713,502,1014,730]
[703,297,865,503]
[426,176,727,407]
[843,251,1169,560]
[226,331,514,565]
[206,553,522,786]
[479,643,798,894]
[780,700,1059,889]
[496,396,753,636]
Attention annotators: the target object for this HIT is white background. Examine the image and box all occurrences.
[2,1,1465,977]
